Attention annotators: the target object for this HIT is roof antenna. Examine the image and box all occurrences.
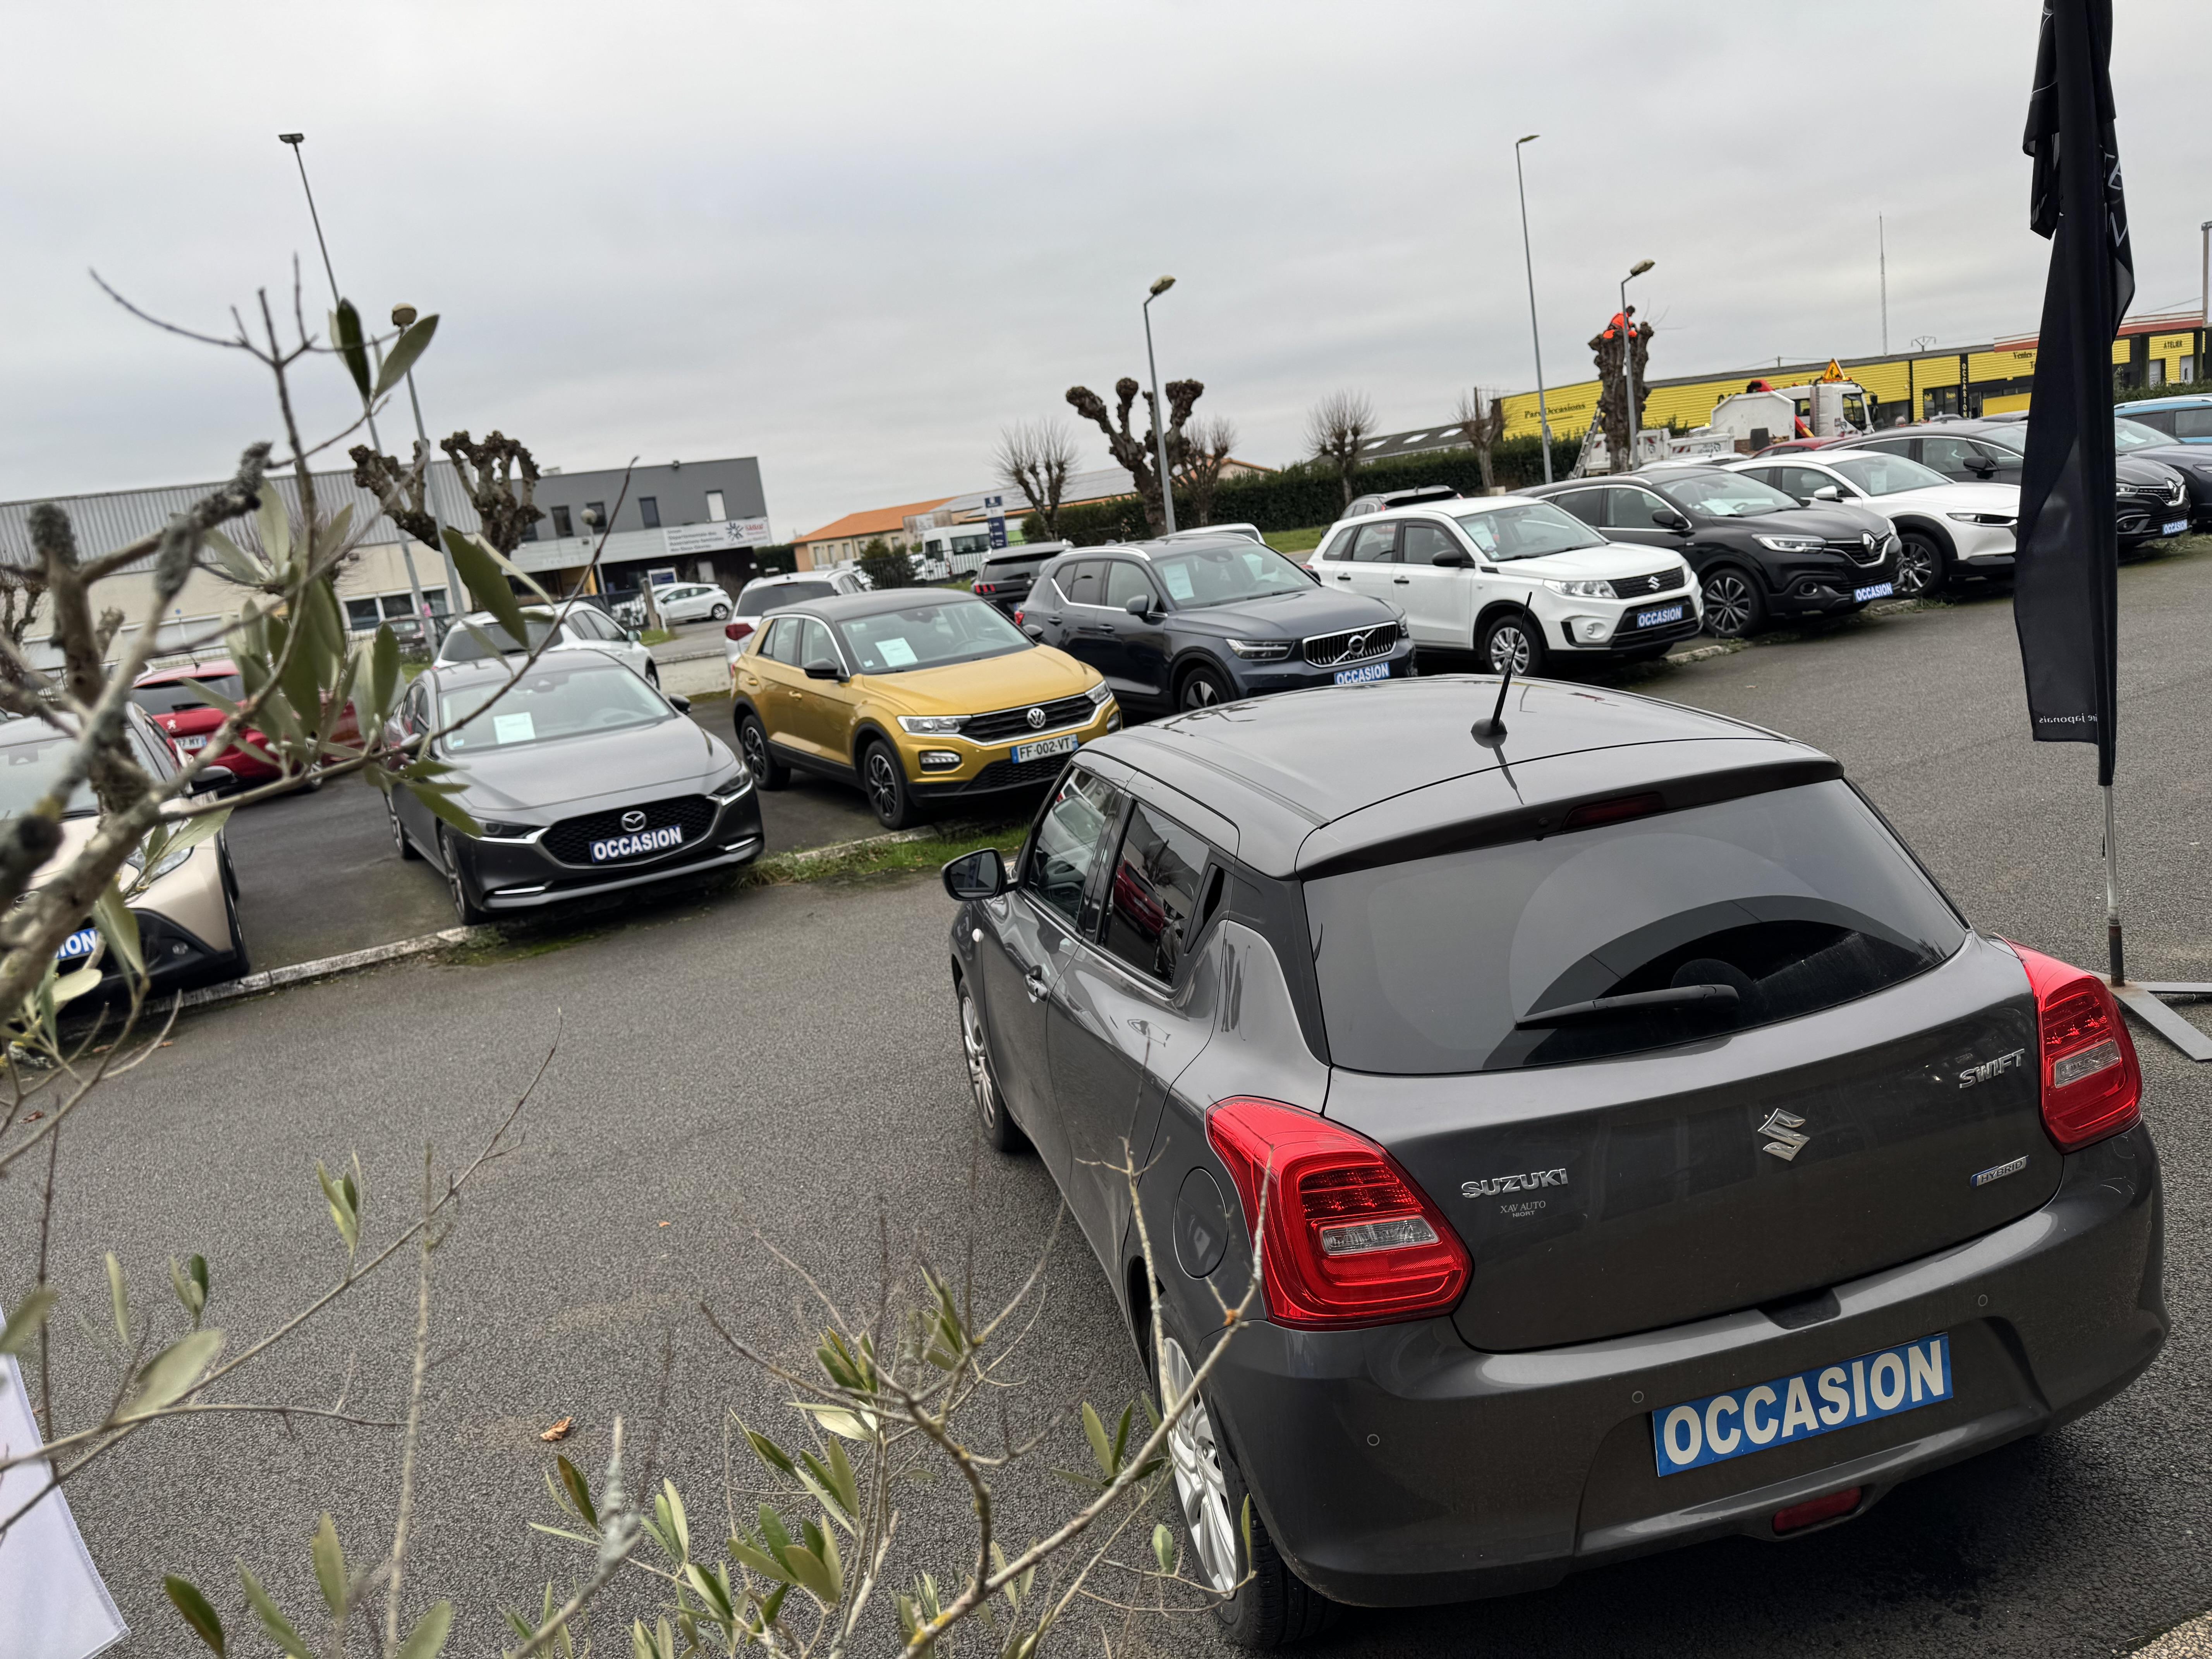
[1471,591,1533,746]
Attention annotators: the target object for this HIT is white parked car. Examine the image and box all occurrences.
[721,570,869,672]
[1726,449,2018,598]
[436,603,660,685]
[1309,494,1703,675]
[648,582,735,625]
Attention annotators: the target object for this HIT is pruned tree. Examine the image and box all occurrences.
[1066,376,1204,536]
[1590,307,1652,474]
[347,440,438,548]
[1455,386,1507,492]
[1176,416,1239,527]
[1305,390,1376,507]
[441,430,545,553]
[994,419,1079,544]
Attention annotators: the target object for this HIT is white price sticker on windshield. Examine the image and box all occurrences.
[878,637,917,667]
[493,713,536,745]
[1162,565,1195,600]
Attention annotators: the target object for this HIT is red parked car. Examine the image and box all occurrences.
[129,658,361,790]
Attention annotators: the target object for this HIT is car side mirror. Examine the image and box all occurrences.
[1022,624,1045,641]
[667,694,691,713]
[187,765,235,796]
[628,628,643,642]
[1430,548,1474,568]
[1123,593,1153,618]
[942,847,1008,902]
[1811,485,1843,502]
[1658,510,1692,532]
[804,658,846,682]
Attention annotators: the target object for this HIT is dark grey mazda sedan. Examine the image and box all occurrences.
[387,652,763,923]
[941,677,2163,1647]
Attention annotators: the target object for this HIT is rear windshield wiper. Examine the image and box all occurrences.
[1514,983,1741,1029]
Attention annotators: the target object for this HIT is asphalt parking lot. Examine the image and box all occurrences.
[17,543,2212,1656]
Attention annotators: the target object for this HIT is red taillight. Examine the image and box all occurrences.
[1205,1097,1470,1329]
[723,620,754,643]
[974,582,997,595]
[1561,791,1664,831]
[1013,607,1025,626]
[1772,1487,1861,1535]
[2006,941,2143,1152]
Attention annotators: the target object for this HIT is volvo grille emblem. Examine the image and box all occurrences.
[1343,630,1369,658]
[1757,1108,1810,1162]
[1025,706,1047,729]
[620,810,647,832]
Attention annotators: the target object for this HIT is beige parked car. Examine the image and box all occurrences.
[3,707,249,994]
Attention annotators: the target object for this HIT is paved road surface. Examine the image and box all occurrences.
[31,544,2210,1657]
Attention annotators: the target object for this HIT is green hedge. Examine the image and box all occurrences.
[2116,378,2212,407]
[1024,436,1583,546]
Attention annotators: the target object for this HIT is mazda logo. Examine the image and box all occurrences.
[1026,706,1047,729]
[620,810,647,832]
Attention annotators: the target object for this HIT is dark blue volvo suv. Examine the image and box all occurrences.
[1022,536,1412,714]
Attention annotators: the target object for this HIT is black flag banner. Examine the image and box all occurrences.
[2013,0,2133,785]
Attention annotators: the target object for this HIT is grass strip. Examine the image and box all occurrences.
[740,821,1025,887]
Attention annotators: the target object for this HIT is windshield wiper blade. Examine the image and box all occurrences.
[1515,983,1741,1029]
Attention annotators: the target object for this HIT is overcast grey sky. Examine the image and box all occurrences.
[6,1,2207,537]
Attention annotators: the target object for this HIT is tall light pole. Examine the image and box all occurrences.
[1879,214,1889,356]
[1513,136,1555,483]
[1618,259,1655,472]
[2200,219,2210,384]
[389,302,462,620]
[278,132,433,637]
[1143,275,1178,536]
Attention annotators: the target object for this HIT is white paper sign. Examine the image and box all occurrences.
[493,713,536,745]
[877,638,918,667]
[0,1310,129,1657]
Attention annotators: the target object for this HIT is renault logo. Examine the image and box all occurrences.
[621,810,647,832]
[1757,1108,1811,1162]
[1026,706,1047,729]
[1862,532,1875,550]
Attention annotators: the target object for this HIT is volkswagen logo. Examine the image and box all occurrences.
[620,810,647,832]
[1025,706,1047,729]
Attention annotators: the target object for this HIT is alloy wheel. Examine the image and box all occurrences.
[1160,1336,1240,1594]
[1487,623,1533,675]
[740,721,769,776]
[1895,541,1937,597]
[961,991,997,1132]
[388,795,406,855]
[441,832,469,921]
[1180,673,1223,710]
[866,749,902,821]
[1704,573,1755,636]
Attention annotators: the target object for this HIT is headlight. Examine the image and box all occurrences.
[125,844,194,883]
[709,765,752,799]
[1224,639,1292,660]
[1756,534,1828,552]
[897,714,967,735]
[1946,511,2016,526]
[1084,682,1113,705]
[477,820,539,839]
[1543,579,1613,598]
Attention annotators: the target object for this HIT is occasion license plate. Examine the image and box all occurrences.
[1011,732,1079,764]
[175,735,208,752]
[1652,1332,1952,1476]
[55,927,98,963]
[2163,518,2189,536]
[1854,581,1895,602]
[589,825,684,864]
[1635,604,1686,629]
[1334,661,1391,686]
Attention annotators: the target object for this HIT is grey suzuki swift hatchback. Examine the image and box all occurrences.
[941,676,2164,1648]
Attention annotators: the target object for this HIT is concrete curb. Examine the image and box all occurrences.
[176,925,497,1011]
[762,827,942,866]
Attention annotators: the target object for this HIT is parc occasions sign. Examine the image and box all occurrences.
[663,518,773,555]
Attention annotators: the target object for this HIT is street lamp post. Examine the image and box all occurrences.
[1143,276,1178,536]
[1618,258,1655,473]
[277,132,433,640]
[2200,220,2210,385]
[1513,136,1555,483]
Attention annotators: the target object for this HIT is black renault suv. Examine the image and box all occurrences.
[1523,468,1898,638]
[1021,535,1412,713]
[942,677,2161,1647]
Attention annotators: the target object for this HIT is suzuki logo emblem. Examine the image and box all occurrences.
[620,810,647,832]
[1757,1108,1810,1162]
[1645,574,1661,591]
[1025,706,1047,729]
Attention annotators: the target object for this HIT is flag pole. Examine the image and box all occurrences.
[2104,783,2123,984]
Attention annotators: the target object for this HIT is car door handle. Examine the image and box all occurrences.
[1391,576,1410,585]
[1334,573,1352,582]
[1024,967,1050,1002]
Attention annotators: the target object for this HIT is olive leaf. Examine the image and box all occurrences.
[373,314,439,400]
[123,1328,223,1417]
[165,1575,227,1654]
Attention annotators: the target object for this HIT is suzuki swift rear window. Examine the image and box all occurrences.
[1305,781,1966,1075]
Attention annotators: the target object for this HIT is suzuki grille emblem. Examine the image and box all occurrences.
[1645,574,1662,591]
[620,810,647,832]
[1025,706,1047,729]
[1757,1108,1810,1162]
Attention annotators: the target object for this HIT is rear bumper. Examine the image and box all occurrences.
[1203,1125,2163,1610]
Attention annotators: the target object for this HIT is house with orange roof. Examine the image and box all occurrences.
[791,497,953,570]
